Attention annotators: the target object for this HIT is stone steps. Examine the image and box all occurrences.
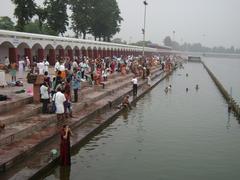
[0,72,132,127]
[80,74,133,95]
[0,68,166,179]
[0,96,33,115]
[0,104,41,126]
[0,72,134,127]
[0,67,162,173]
[0,74,134,149]
[0,86,130,172]
[72,76,134,112]
[0,70,153,172]
[0,114,57,148]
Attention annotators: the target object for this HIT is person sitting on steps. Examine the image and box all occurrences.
[118,95,131,110]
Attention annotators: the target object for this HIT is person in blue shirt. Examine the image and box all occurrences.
[72,69,81,102]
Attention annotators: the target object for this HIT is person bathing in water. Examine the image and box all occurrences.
[165,87,169,93]
[195,84,199,90]
[168,85,172,90]
[118,95,131,110]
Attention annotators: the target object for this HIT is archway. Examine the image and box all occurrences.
[87,47,93,58]
[32,43,43,63]
[0,41,15,63]
[81,46,87,57]
[45,44,55,65]
[55,45,64,60]
[73,46,80,59]
[103,48,107,57]
[17,42,30,63]
[93,47,98,59]
[65,45,73,60]
[98,47,102,58]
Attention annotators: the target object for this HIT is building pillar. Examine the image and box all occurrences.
[109,49,112,57]
[68,49,73,61]
[97,49,101,58]
[9,48,18,63]
[59,49,64,58]
[117,50,120,57]
[123,50,126,56]
[75,49,80,57]
[82,49,87,57]
[88,49,93,58]
[110,49,114,57]
[38,48,44,62]
[49,49,55,65]
[107,49,110,57]
[94,49,98,58]
[103,50,106,57]
[100,49,103,58]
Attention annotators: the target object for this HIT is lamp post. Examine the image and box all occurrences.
[142,0,148,57]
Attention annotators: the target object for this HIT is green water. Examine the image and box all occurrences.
[45,62,240,180]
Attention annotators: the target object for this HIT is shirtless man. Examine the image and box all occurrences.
[122,95,131,110]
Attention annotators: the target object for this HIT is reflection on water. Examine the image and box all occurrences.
[45,62,240,180]
[59,166,71,180]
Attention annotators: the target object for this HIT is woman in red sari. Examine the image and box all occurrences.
[60,125,73,166]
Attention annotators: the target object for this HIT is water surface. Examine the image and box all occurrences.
[204,57,240,104]
[45,62,240,180]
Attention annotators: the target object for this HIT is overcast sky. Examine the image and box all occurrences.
[1,0,240,48]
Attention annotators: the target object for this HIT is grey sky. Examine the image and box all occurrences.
[1,0,240,48]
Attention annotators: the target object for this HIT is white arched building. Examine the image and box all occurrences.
[0,30,170,65]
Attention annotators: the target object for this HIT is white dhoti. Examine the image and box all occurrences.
[0,70,7,86]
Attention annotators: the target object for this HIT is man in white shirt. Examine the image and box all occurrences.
[55,87,66,121]
[37,60,45,75]
[72,59,78,71]
[4,56,9,67]
[18,58,25,79]
[131,75,138,96]
[54,60,60,72]
[44,59,50,73]
[40,82,49,113]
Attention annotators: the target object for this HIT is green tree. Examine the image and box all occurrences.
[69,0,94,39]
[11,0,36,31]
[24,20,42,34]
[163,36,172,47]
[44,0,69,36]
[91,0,123,41]
[0,16,15,30]
[35,6,47,33]
[24,20,57,35]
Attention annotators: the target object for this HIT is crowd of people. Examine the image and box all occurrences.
[0,54,177,121]
[0,53,176,165]
[36,55,164,120]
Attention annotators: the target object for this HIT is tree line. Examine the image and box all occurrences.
[0,0,123,41]
[163,36,240,54]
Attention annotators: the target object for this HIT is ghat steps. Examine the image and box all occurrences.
[0,67,161,173]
